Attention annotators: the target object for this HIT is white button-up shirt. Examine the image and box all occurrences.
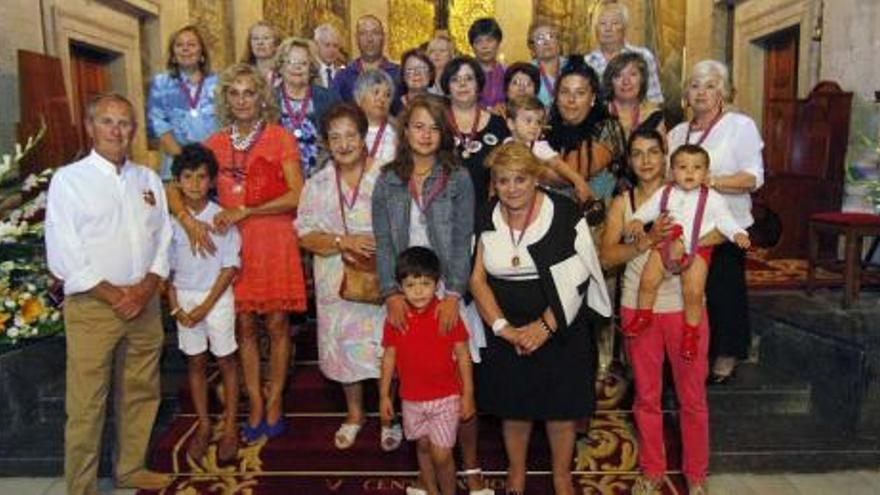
[585,43,664,104]
[45,150,172,294]
[170,201,240,291]
[667,112,765,229]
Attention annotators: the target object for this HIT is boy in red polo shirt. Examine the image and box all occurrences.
[379,246,475,495]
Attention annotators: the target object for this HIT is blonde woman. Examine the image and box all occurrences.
[274,37,340,178]
[471,142,610,495]
[242,21,281,84]
[169,63,306,442]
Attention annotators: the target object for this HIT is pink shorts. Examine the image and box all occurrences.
[401,395,461,448]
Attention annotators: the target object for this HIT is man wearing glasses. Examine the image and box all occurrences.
[528,20,568,107]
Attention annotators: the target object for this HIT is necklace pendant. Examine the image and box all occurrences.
[190,108,199,118]
[293,128,303,139]
[512,255,520,267]
[462,150,471,160]
[232,183,243,194]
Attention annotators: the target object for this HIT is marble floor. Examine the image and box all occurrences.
[3,470,880,494]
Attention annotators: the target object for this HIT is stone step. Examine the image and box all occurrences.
[710,413,880,472]
[700,362,812,416]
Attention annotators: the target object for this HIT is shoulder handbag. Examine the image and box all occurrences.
[578,137,606,227]
[336,167,383,305]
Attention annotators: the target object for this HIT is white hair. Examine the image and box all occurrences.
[597,2,629,27]
[687,59,732,101]
[313,23,339,42]
[353,68,395,103]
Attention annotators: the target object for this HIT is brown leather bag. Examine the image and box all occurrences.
[336,166,382,305]
[339,252,382,305]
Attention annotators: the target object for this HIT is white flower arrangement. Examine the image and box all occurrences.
[0,118,64,345]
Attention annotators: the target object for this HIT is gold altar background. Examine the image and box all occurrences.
[249,0,686,110]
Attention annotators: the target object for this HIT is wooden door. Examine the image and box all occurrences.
[762,27,799,176]
[70,43,113,153]
[17,50,79,176]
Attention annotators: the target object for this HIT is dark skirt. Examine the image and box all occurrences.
[476,275,596,420]
[706,241,751,359]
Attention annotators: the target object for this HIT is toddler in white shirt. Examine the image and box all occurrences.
[504,95,592,203]
[623,144,750,361]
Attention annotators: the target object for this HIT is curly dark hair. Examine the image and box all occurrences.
[319,102,369,142]
[171,143,219,180]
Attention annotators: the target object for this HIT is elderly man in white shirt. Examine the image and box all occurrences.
[314,22,344,88]
[45,93,172,495]
[584,2,664,104]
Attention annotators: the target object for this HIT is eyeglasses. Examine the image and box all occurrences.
[250,35,275,43]
[404,67,430,76]
[531,33,558,45]
[285,60,310,69]
[509,77,534,88]
[450,74,476,85]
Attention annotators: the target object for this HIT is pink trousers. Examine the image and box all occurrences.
[622,307,709,483]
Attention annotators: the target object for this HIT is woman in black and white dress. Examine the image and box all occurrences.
[470,142,611,495]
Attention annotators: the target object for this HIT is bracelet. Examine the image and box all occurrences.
[538,316,554,336]
[170,307,182,317]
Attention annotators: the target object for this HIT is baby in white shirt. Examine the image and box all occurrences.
[624,144,750,361]
[504,95,592,203]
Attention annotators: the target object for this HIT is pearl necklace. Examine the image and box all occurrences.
[231,120,265,151]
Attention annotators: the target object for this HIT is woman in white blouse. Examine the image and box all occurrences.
[354,69,398,166]
[667,60,764,383]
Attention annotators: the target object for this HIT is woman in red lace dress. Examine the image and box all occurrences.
[170,63,306,442]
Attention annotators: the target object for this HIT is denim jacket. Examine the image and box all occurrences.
[372,164,475,298]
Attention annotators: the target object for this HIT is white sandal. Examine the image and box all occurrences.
[333,422,363,450]
[459,468,495,495]
[380,423,403,452]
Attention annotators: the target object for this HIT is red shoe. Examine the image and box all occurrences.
[681,323,700,362]
[622,309,653,337]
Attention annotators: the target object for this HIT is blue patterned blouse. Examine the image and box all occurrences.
[277,91,320,179]
[147,72,219,180]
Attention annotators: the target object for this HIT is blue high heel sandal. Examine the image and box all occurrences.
[264,417,286,438]
[241,420,265,443]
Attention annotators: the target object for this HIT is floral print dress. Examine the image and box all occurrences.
[295,161,386,383]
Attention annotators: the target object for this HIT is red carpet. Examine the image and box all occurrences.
[746,249,880,290]
[142,324,690,494]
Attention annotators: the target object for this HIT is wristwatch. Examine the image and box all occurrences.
[491,318,509,335]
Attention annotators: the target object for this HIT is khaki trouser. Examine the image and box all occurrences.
[64,293,164,495]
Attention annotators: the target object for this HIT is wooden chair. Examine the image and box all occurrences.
[806,212,880,308]
[759,82,853,259]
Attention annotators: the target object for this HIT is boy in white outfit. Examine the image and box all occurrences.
[166,144,242,463]
[505,95,592,203]
[623,144,750,361]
